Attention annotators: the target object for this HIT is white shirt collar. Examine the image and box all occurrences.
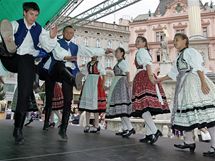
[65,39,71,45]
[24,18,36,30]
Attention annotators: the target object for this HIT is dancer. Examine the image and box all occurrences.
[106,47,135,137]
[132,36,169,144]
[0,2,57,144]
[38,25,112,140]
[158,33,215,157]
[79,56,106,133]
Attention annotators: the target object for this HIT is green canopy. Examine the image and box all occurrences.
[0,0,69,26]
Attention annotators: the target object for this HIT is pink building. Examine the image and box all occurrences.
[129,0,215,79]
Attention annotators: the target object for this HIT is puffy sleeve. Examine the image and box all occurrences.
[167,60,178,81]
[184,48,204,72]
[52,42,70,61]
[136,48,152,67]
[80,64,88,76]
[118,60,129,73]
[78,45,106,57]
[97,62,106,75]
[39,28,57,53]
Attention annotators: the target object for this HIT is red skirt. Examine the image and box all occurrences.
[132,70,169,117]
[52,83,64,110]
[97,76,106,111]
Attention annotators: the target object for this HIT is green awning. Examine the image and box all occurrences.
[0,0,69,26]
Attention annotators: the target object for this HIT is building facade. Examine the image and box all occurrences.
[129,0,215,79]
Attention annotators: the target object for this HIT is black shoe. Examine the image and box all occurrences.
[174,142,196,153]
[149,130,163,144]
[122,128,136,138]
[84,126,90,133]
[139,135,153,143]
[24,118,33,126]
[115,130,128,136]
[49,122,55,128]
[90,126,100,133]
[203,146,215,157]
[13,128,24,145]
[58,127,68,142]
[43,122,49,131]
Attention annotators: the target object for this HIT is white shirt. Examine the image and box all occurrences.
[44,40,106,70]
[168,48,204,81]
[0,18,57,56]
[135,48,152,70]
[117,59,129,75]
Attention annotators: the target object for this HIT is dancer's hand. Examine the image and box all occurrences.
[149,75,156,85]
[64,56,77,62]
[49,24,58,39]
[105,48,113,54]
[201,81,210,95]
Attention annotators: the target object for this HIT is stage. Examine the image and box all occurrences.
[0,120,213,161]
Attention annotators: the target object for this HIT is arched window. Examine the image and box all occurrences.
[96,39,100,48]
[107,40,112,48]
[84,38,88,46]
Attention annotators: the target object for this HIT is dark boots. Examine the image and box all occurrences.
[58,107,71,141]
[13,113,26,145]
[43,107,52,130]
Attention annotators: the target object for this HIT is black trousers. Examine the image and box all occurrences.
[37,61,74,129]
[0,53,35,129]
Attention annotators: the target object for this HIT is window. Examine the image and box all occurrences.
[96,39,100,48]
[157,53,161,62]
[176,29,185,34]
[203,27,208,37]
[107,40,112,48]
[105,57,112,68]
[84,38,88,46]
[156,31,163,42]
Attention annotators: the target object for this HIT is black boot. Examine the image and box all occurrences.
[58,107,70,141]
[90,126,101,133]
[13,128,24,145]
[122,128,136,138]
[149,130,163,144]
[139,135,153,143]
[174,142,196,153]
[13,112,26,145]
[43,107,52,131]
[203,146,215,157]
[24,117,33,126]
[58,125,68,141]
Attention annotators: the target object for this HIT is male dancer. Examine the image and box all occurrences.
[0,2,57,144]
[38,25,112,141]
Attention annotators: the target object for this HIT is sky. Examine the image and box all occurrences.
[70,0,215,24]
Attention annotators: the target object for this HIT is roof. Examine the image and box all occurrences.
[0,0,69,26]
[133,13,154,22]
